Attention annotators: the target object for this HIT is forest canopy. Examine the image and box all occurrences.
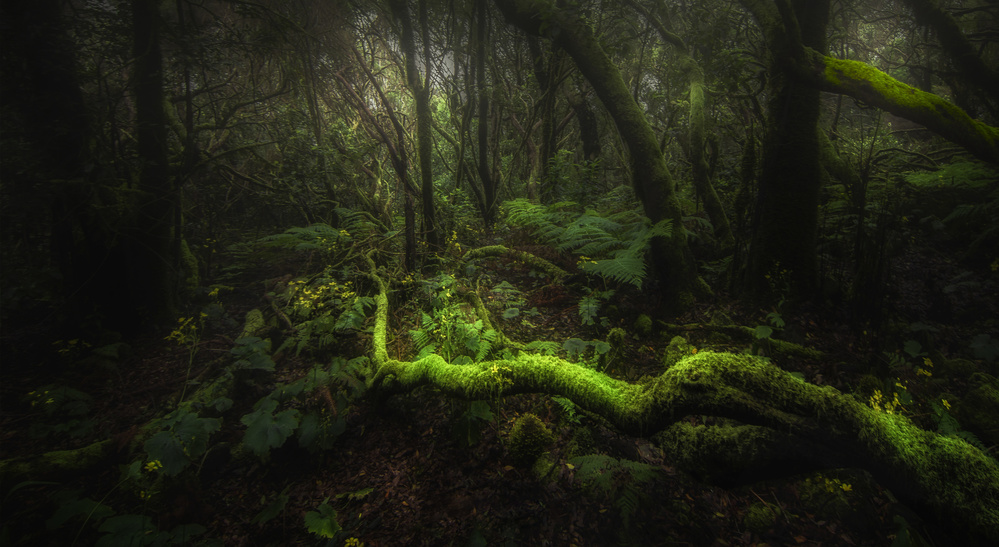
[1,0,998,545]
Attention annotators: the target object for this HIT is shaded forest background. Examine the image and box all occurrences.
[1,0,998,545]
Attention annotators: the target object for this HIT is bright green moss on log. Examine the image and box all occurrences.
[364,260,999,542]
[0,439,114,486]
[800,48,999,165]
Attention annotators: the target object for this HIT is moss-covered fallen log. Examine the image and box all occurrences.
[660,322,824,360]
[462,245,567,281]
[362,255,998,544]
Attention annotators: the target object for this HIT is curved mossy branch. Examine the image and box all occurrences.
[462,245,567,281]
[796,49,999,165]
[363,261,998,543]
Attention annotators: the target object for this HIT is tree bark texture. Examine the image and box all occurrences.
[494,0,697,311]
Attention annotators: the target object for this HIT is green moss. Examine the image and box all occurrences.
[179,238,199,297]
[240,309,266,339]
[743,502,777,534]
[815,51,999,164]
[957,373,999,446]
[663,336,695,369]
[633,314,653,337]
[507,413,555,466]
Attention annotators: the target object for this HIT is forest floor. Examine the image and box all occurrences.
[2,225,997,546]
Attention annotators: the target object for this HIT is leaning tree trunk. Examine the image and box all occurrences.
[494,0,698,312]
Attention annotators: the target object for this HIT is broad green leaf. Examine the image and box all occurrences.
[754,325,773,340]
[241,399,300,458]
[304,500,341,539]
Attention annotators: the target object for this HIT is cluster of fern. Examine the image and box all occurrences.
[503,198,671,289]
[409,274,502,364]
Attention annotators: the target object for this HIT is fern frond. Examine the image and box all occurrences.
[580,255,646,289]
[524,340,560,355]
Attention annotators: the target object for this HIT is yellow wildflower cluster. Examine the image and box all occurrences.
[916,357,933,377]
[869,388,904,415]
[165,314,204,346]
[26,389,55,407]
[576,255,598,266]
[820,476,852,493]
[344,538,364,547]
[288,276,355,315]
[447,230,462,254]
[144,460,163,473]
[52,338,91,356]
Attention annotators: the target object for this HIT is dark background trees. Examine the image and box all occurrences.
[2,0,998,545]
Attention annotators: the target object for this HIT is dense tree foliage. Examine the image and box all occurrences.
[2,0,998,545]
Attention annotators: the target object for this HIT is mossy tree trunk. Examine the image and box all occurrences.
[131,0,179,327]
[795,50,999,165]
[474,1,501,226]
[627,0,734,248]
[494,0,698,311]
[392,0,439,251]
[740,0,829,303]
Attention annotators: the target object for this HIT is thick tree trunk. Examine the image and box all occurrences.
[494,0,698,311]
[742,0,828,302]
[131,0,178,327]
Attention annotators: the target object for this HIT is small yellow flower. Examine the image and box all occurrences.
[841,483,852,492]
[942,399,951,410]
[144,460,163,472]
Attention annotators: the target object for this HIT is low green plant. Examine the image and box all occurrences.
[503,198,672,289]
[551,396,581,425]
[931,400,987,451]
[252,486,290,526]
[240,358,365,458]
[453,400,494,447]
[24,384,95,439]
[578,289,615,327]
[143,405,221,476]
[410,274,500,364]
[563,337,611,369]
[304,498,341,539]
[568,454,662,528]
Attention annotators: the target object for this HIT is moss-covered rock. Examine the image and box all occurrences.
[957,373,999,446]
[507,413,555,466]
[663,336,695,369]
[937,358,978,380]
[743,502,777,534]
[633,314,653,337]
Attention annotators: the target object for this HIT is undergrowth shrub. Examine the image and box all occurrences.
[503,198,671,289]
